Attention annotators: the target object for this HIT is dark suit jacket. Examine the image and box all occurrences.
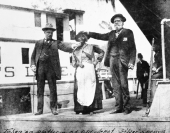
[89,28,136,67]
[136,60,150,83]
[31,39,73,80]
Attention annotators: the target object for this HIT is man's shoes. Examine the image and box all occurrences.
[57,103,62,109]
[51,108,58,115]
[35,111,43,115]
[143,104,147,107]
[110,109,123,114]
[52,111,58,115]
[123,109,131,115]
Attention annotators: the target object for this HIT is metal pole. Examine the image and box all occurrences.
[161,18,170,81]
[136,81,139,99]
[147,38,154,103]
[144,38,154,117]
[32,74,35,114]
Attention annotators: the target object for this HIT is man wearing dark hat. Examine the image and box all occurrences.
[31,23,77,115]
[85,13,136,114]
[136,53,149,105]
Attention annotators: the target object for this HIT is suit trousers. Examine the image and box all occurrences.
[36,59,57,113]
[138,78,148,104]
[109,56,130,111]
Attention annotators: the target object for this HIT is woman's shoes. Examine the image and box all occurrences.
[75,111,94,115]
[75,111,83,115]
[76,111,80,114]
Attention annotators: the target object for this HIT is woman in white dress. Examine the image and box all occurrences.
[72,31,105,115]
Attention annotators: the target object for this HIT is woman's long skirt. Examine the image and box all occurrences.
[74,62,103,114]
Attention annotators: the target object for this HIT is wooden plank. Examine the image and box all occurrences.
[0,37,37,43]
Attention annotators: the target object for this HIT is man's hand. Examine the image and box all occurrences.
[144,72,148,77]
[152,67,157,73]
[78,63,84,68]
[93,60,99,68]
[128,63,134,70]
[72,42,81,49]
[31,65,36,73]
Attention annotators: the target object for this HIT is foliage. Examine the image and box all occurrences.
[31,0,62,12]
[31,0,115,12]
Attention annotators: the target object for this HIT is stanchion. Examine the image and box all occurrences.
[136,81,139,99]
[144,38,154,117]
[32,73,35,114]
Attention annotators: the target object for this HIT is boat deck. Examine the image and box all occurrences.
[0,94,170,133]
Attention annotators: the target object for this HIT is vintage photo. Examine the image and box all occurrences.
[0,0,170,132]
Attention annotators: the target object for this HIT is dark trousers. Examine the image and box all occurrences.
[36,60,57,113]
[138,79,148,104]
[109,56,130,111]
[138,80,144,99]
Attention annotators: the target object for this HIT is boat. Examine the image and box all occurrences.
[118,0,170,79]
[1,0,170,132]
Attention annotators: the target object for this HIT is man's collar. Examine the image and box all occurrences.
[44,39,55,45]
[115,28,123,33]
[138,60,143,64]
[44,38,53,41]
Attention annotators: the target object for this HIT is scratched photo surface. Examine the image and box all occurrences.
[0,0,170,133]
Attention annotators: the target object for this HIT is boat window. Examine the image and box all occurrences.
[34,12,41,27]
[69,21,76,40]
[63,9,85,40]
[56,18,63,41]
[22,48,29,64]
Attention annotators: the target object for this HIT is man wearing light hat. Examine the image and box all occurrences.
[85,14,136,114]
[31,23,77,115]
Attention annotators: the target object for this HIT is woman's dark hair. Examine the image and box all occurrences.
[75,31,88,42]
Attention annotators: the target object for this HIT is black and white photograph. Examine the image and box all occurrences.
[0,0,170,132]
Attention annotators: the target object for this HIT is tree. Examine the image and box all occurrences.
[99,0,115,9]
[31,0,115,12]
[31,0,62,12]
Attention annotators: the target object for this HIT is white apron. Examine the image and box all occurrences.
[76,61,96,106]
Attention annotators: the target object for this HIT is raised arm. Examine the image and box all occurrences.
[57,40,79,53]
[57,41,73,52]
[88,32,110,41]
